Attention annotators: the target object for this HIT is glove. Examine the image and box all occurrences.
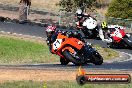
[46,38,51,45]
[86,42,93,46]
[46,41,50,45]
[73,31,78,36]
[66,31,72,37]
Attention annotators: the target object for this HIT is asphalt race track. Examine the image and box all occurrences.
[0,21,132,71]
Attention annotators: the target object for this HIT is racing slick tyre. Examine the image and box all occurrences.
[91,51,103,65]
[76,75,87,85]
[63,50,86,66]
[60,57,69,65]
[123,37,132,49]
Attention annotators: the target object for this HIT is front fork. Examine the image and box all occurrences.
[78,44,95,61]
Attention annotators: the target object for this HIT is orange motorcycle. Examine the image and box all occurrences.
[51,32,103,65]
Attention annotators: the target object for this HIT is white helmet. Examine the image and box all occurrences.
[76,9,83,19]
[76,9,82,15]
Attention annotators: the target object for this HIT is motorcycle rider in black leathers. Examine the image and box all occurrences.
[45,25,85,53]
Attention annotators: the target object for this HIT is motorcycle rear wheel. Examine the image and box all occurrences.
[63,50,86,65]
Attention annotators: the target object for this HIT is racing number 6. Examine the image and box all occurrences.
[114,30,119,36]
[114,29,122,38]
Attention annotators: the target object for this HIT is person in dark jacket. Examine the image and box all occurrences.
[45,25,85,53]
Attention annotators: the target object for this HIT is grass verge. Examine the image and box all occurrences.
[0,81,131,88]
[95,44,119,60]
[0,36,59,64]
[0,35,119,64]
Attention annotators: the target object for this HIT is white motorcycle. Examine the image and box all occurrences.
[82,17,100,38]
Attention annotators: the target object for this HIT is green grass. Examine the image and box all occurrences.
[95,45,119,60]
[0,81,131,88]
[0,81,43,88]
[0,36,58,64]
[0,36,119,64]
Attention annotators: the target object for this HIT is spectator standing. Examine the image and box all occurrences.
[19,0,31,22]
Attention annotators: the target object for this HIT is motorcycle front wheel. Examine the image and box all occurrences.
[63,50,86,66]
[91,51,103,65]
[123,37,132,49]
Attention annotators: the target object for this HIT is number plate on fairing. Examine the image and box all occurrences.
[53,39,62,50]
[112,29,122,38]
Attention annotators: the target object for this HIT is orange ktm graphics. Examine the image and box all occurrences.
[50,32,103,65]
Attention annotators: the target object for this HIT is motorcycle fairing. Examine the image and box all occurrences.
[83,17,97,30]
[51,33,84,57]
[111,29,126,42]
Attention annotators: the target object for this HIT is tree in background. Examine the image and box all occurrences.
[106,0,132,19]
[94,0,110,8]
[58,0,96,12]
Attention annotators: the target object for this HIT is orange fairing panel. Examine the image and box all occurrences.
[52,33,84,53]
[64,38,84,50]
[57,33,84,50]
[62,47,75,54]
